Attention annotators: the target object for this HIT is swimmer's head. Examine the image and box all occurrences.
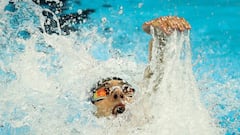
[90,77,135,117]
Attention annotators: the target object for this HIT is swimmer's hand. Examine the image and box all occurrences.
[142,16,191,35]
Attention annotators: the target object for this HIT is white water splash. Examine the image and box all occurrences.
[0,1,223,135]
[87,30,223,135]
[142,29,222,134]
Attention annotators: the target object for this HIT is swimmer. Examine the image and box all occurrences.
[90,16,191,117]
[90,77,135,117]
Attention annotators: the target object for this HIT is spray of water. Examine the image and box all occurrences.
[0,1,223,135]
[141,27,222,134]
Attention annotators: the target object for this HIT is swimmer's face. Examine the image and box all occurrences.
[91,79,135,117]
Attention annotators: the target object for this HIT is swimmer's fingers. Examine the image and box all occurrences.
[143,16,191,35]
[159,18,172,35]
[180,18,191,30]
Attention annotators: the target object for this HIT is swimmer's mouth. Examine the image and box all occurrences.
[112,104,125,115]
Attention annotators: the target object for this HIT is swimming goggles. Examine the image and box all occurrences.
[91,77,135,103]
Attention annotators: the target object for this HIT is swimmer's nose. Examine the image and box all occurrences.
[112,90,124,100]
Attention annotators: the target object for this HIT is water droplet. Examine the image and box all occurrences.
[77,9,82,15]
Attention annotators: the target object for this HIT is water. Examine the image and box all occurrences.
[0,0,239,135]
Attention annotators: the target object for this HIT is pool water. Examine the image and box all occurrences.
[0,0,239,135]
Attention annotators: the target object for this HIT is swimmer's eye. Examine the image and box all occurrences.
[122,85,128,93]
[122,84,135,97]
[91,87,108,103]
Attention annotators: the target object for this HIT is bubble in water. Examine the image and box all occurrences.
[118,6,123,15]
[101,17,107,24]
[138,3,144,8]
[77,9,82,15]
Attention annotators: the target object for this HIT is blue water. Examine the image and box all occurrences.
[0,0,239,134]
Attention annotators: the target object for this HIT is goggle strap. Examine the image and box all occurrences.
[91,98,105,104]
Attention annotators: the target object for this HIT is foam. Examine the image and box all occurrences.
[143,30,222,134]
[0,1,223,135]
